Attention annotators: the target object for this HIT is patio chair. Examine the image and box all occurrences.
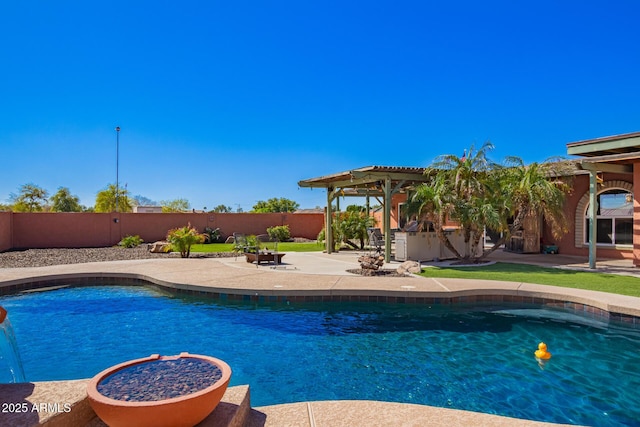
[367,228,384,254]
[256,234,271,245]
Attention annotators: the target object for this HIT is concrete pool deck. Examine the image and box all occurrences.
[1,250,638,426]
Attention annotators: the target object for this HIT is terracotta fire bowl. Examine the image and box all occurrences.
[87,352,232,427]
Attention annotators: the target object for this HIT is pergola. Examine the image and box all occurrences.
[567,132,639,268]
[298,166,431,262]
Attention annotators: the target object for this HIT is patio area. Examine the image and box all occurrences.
[221,248,640,278]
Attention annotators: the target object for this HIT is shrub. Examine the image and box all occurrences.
[317,212,375,250]
[166,224,205,258]
[336,211,376,249]
[203,227,222,243]
[245,235,259,253]
[317,226,343,252]
[119,235,143,248]
[267,225,290,242]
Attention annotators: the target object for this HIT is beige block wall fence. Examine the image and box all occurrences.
[0,212,325,251]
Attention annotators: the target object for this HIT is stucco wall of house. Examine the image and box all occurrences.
[542,172,635,260]
[372,193,406,230]
[6,212,324,250]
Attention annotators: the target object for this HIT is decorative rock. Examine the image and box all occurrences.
[358,255,385,273]
[98,359,223,401]
[148,241,171,253]
[397,260,422,274]
[0,247,240,268]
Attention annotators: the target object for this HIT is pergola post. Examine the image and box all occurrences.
[365,194,370,217]
[588,169,598,269]
[383,176,392,263]
[326,187,335,254]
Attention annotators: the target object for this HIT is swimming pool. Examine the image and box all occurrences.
[2,285,639,426]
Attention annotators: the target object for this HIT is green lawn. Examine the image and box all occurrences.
[189,241,324,253]
[419,262,640,298]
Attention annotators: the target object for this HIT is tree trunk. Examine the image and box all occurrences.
[470,228,483,260]
[437,228,462,259]
[463,227,472,258]
[343,240,359,250]
[479,211,527,260]
[432,211,463,260]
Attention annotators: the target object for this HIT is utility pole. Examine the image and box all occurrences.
[115,126,120,212]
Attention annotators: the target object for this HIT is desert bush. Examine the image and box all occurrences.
[203,227,222,243]
[119,235,143,248]
[246,235,260,253]
[267,225,290,242]
[166,224,205,258]
[336,210,376,249]
[317,225,343,252]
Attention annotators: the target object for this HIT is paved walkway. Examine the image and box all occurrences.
[221,247,640,278]
[1,251,638,427]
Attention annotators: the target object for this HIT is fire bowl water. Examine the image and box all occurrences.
[87,352,231,427]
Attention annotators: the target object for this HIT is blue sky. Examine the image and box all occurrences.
[2,1,639,211]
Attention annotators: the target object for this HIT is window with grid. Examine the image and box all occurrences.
[584,190,633,245]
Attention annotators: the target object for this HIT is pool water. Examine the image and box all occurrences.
[2,285,639,426]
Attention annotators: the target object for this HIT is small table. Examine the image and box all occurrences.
[244,252,285,265]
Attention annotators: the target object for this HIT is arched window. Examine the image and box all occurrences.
[584,189,633,245]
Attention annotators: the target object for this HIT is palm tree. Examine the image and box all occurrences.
[480,157,572,259]
[166,224,205,258]
[416,141,499,262]
[408,143,571,263]
[339,209,376,249]
[409,175,462,258]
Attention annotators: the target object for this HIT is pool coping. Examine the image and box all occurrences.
[0,382,574,427]
[0,258,638,324]
[0,257,635,426]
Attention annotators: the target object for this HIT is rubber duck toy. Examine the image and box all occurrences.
[534,342,552,360]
